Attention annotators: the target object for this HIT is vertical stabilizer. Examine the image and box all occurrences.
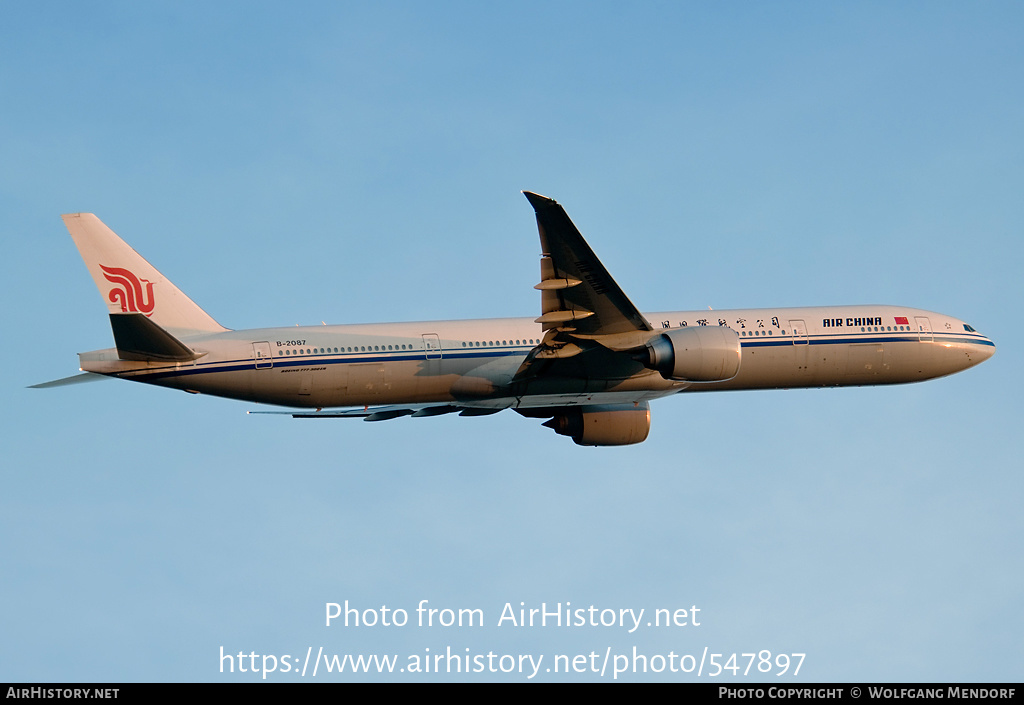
[62,213,227,336]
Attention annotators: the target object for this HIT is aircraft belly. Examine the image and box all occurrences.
[518,371,678,398]
[295,360,437,407]
[153,357,463,408]
[147,368,256,399]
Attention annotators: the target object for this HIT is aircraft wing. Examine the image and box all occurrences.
[524,191,652,336]
[248,404,502,422]
[515,192,654,382]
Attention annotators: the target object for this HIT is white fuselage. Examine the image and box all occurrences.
[78,304,995,411]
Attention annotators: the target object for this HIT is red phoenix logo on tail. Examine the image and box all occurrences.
[100,264,155,316]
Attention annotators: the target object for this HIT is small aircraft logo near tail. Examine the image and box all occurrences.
[99,264,155,316]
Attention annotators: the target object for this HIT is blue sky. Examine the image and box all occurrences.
[2,1,1021,682]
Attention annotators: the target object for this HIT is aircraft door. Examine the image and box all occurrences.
[789,320,808,344]
[789,319,809,371]
[252,341,273,369]
[422,334,442,360]
[915,316,933,342]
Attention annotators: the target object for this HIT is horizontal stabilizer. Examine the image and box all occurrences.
[109,313,203,361]
[28,372,108,389]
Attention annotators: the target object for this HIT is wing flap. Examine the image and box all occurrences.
[249,404,468,421]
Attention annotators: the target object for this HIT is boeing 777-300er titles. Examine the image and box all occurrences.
[34,192,995,445]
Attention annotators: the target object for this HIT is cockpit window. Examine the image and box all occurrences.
[963,324,976,332]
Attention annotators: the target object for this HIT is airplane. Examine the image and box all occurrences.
[33,191,995,445]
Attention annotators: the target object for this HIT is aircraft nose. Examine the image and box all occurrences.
[966,334,996,366]
[976,337,996,362]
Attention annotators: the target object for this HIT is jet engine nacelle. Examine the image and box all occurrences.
[542,403,651,446]
[640,326,741,381]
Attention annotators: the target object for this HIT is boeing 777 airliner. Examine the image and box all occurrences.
[34,192,995,445]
